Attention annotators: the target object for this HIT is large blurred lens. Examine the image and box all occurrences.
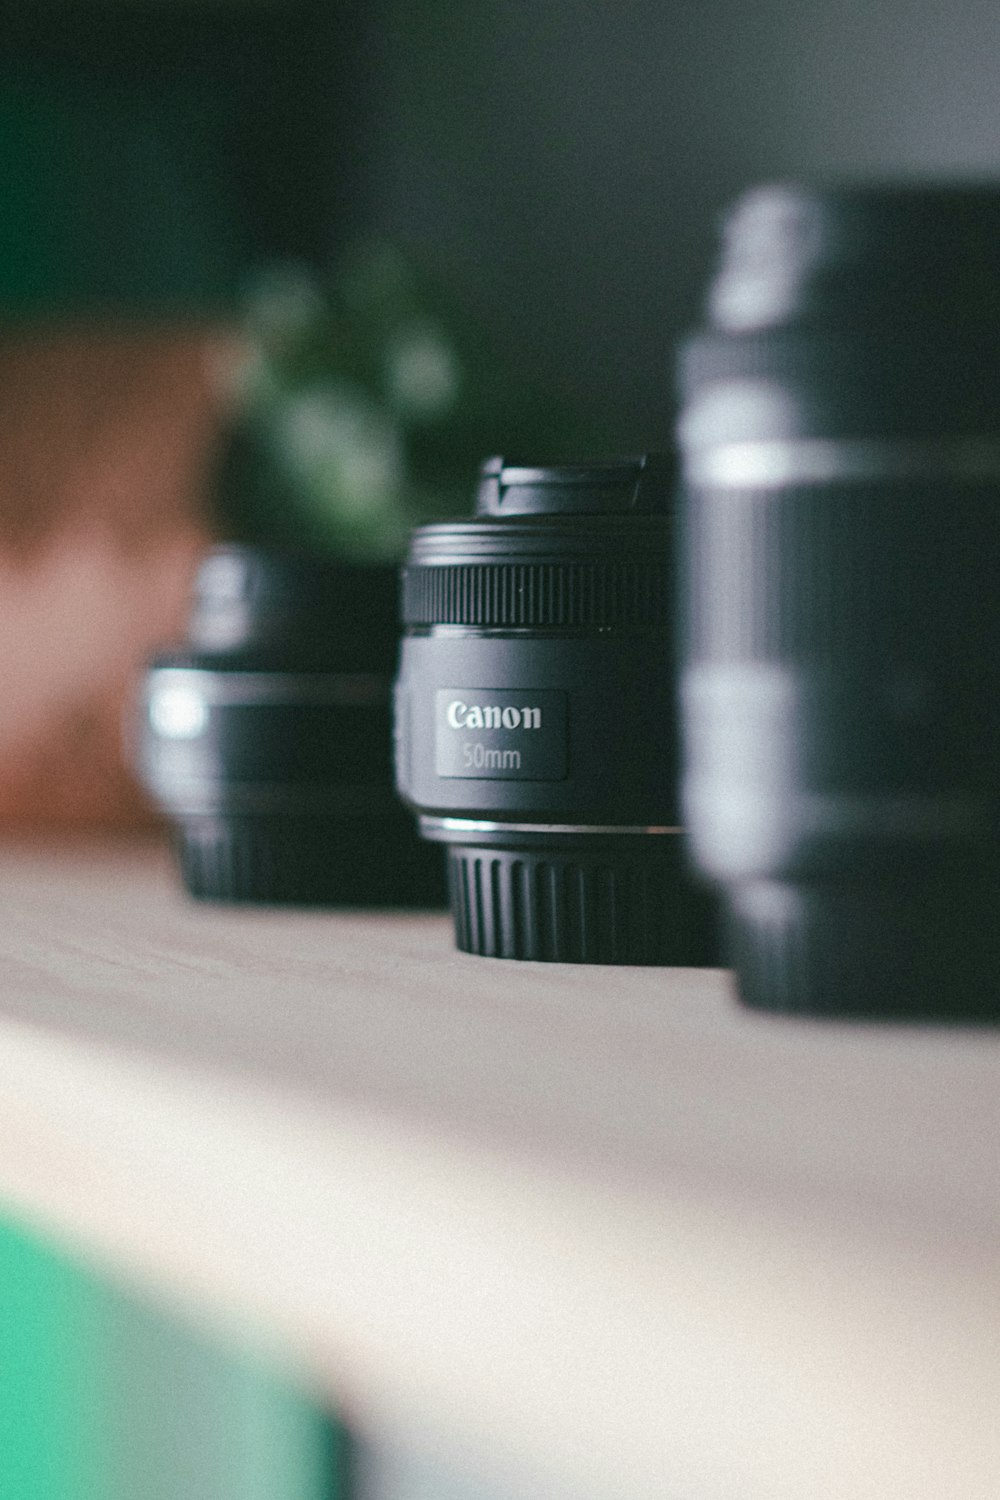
[138,545,445,905]
[394,455,715,964]
[679,183,1000,1019]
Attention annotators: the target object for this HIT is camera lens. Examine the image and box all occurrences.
[137,545,445,905]
[678,183,1000,1020]
[394,455,715,964]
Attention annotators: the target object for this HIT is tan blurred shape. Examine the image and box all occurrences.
[0,331,222,828]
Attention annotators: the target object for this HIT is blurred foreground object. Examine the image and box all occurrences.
[679,182,1000,1020]
[0,1212,345,1500]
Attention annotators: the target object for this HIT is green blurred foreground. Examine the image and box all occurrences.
[0,1214,345,1500]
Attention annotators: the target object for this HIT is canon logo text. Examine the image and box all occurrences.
[446,701,542,730]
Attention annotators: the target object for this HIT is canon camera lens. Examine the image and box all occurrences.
[138,545,445,905]
[394,455,714,963]
[679,183,1000,1020]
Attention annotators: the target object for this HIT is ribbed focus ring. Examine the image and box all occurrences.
[401,560,671,629]
[684,481,1000,664]
[446,844,714,965]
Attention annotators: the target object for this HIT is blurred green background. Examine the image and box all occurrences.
[0,4,601,559]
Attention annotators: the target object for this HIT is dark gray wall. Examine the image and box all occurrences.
[345,0,1000,447]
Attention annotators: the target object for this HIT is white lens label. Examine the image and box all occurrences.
[435,689,567,779]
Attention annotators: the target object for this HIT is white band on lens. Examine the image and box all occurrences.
[685,437,1000,489]
[420,817,683,836]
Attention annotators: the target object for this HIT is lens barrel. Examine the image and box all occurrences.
[679,183,1000,1020]
[137,545,445,905]
[394,455,715,964]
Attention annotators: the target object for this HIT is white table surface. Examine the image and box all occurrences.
[0,838,997,1500]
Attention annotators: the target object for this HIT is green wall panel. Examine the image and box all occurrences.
[0,74,245,317]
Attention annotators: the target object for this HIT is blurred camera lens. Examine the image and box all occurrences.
[138,545,445,905]
[394,455,715,964]
[679,183,1000,1019]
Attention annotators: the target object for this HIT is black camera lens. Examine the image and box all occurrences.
[394,455,715,964]
[137,545,445,905]
[679,183,1000,1020]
